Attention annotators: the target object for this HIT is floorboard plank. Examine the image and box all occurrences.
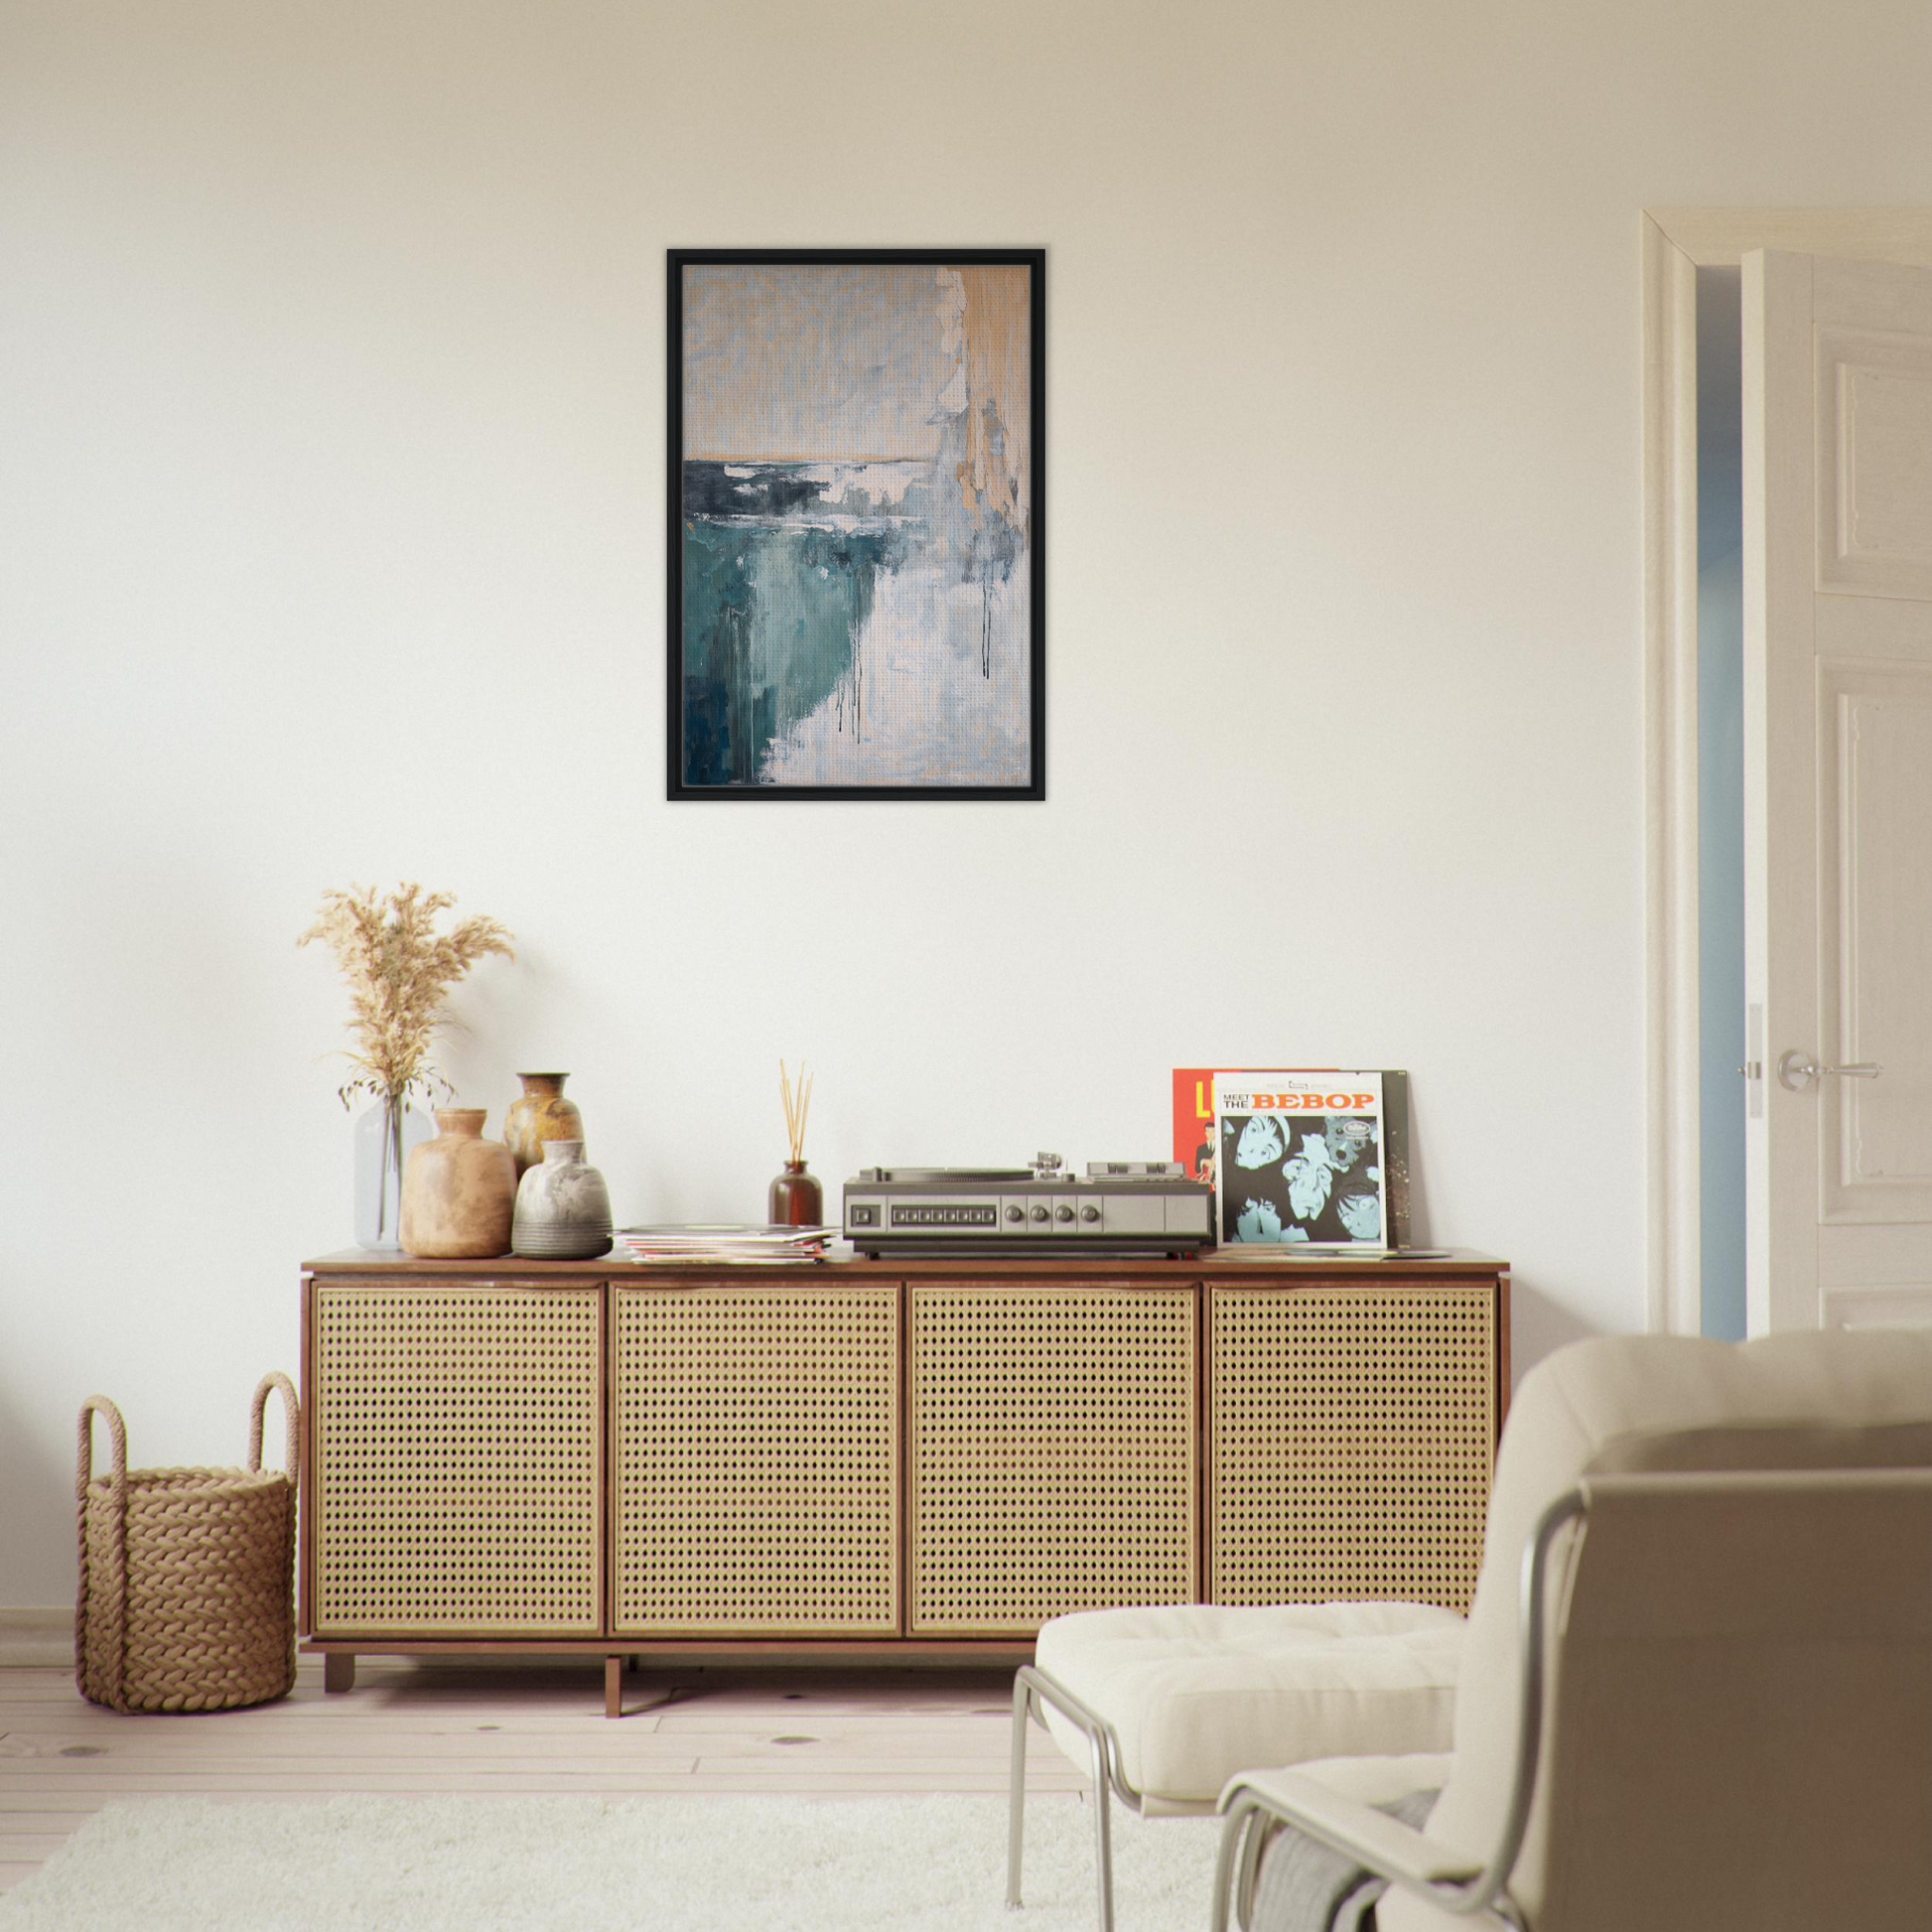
[0,1660,1077,1888]
[0,1710,671,1736]
[0,1837,65,1862]
[0,1771,1071,1796]
[0,1727,1029,1765]
[0,1734,709,1763]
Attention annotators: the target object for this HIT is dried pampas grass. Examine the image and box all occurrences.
[298,883,515,1107]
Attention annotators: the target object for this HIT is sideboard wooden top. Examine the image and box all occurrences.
[305,1247,1507,1281]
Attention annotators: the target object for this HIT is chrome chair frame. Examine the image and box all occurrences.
[1007,1661,1173,1932]
[1208,1489,1587,1932]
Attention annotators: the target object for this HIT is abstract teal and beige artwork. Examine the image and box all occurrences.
[668,250,1044,799]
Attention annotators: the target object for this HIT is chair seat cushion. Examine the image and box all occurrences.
[1034,1602,1465,1811]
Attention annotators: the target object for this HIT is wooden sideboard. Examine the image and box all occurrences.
[300,1250,1509,1714]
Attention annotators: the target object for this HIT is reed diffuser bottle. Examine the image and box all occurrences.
[768,1058,823,1226]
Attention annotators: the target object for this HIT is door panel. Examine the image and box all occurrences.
[312,1283,603,1635]
[611,1282,899,1635]
[1819,665,1932,1225]
[906,1282,1195,1635]
[1746,249,1932,1329]
[1207,1284,1494,1613]
[1817,329,1932,597]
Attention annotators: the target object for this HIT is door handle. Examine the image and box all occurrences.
[1777,1050,1882,1091]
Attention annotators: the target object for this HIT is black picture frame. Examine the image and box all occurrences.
[667,248,1045,801]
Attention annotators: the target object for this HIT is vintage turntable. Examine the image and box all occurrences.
[843,1154,1212,1257]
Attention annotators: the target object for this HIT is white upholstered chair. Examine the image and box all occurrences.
[1213,1327,1932,1932]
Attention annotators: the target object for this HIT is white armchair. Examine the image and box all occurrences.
[1212,1327,1932,1932]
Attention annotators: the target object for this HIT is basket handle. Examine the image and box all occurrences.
[248,1371,301,1481]
[74,1395,131,1707]
[76,1395,127,1504]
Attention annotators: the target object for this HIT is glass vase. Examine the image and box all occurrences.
[352,1094,432,1250]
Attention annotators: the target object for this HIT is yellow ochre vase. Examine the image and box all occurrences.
[503,1072,586,1179]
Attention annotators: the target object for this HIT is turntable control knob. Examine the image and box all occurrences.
[1080,1205,1101,1223]
[1005,1204,1025,1222]
[1055,1204,1075,1223]
[1030,1205,1050,1223]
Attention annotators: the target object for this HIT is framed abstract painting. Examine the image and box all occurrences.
[667,248,1045,800]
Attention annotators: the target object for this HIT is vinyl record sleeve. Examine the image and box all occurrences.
[1172,1067,1411,1248]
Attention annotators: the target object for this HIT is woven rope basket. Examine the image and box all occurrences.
[75,1373,300,1714]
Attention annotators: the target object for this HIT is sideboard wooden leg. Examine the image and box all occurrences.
[323,1652,355,1695]
[605,1654,622,1719]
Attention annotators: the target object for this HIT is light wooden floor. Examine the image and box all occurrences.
[0,1656,1085,1892]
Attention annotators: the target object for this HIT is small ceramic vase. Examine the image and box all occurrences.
[400,1109,515,1258]
[767,1160,824,1228]
[503,1072,586,1177]
[512,1140,614,1259]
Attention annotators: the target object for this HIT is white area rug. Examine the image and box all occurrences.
[0,1792,1222,1931]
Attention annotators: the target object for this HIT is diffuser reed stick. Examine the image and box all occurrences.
[778,1058,813,1164]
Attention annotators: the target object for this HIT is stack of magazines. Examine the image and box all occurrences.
[613,1224,838,1265]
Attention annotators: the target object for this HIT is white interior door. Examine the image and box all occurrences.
[1744,249,1932,1331]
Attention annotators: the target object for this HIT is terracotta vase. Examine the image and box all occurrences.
[512,1141,614,1259]
[503,1072,586,1178]
[400,1109,515,1258]
[767,1160,824,1227]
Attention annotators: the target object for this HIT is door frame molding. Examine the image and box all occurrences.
[1641,209,1932,1336]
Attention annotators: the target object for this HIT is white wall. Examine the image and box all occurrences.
[4,0,1927,1604]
